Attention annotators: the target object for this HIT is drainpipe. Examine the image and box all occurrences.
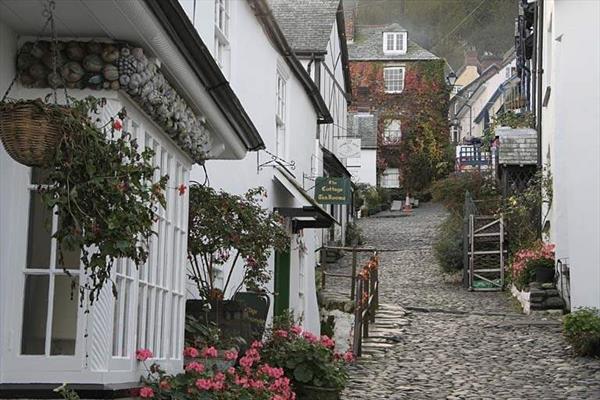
[536,0,544,168]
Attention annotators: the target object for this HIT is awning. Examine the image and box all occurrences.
[273,167,336,232]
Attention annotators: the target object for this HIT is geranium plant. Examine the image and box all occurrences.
[187,185,289,300]
[260,325,353,393]
[138,343,296,400]
[510,241,555,289]
[39,97,168,304]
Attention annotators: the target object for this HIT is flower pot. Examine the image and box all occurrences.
[535,267,554,283]
[0,101,67,166]
[295,385,341,400]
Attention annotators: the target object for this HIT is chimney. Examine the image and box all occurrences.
[480,52,503,71]
[344,2,357,42]
[464,48,480,67]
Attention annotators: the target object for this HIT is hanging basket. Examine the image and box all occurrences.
[0,100,66,167]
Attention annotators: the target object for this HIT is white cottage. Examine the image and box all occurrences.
[0,0,263,395]
[183,0,351,333]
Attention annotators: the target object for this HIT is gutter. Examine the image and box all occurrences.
[249,0,333,124]
[144,0,265,151]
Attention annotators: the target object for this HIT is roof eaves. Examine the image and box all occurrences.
[250,0,333,124]
[144,0,265,152]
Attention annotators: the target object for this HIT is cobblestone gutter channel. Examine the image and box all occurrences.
[323,203,600,400]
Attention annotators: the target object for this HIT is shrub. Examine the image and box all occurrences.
[431,171,498,213]
[433,213,464,272]
[510,241,555,290]
[564,308,600,357]
[344,222,364,247]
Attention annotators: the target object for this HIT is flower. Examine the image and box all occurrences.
[343,351,355,363]
[251,340,263,349]
[185,362,205,373]
[139,387,154,398]
[178,184,187,196]
[159,380,170,390]
[302,331,318,343]
[320,335,335,349]
[183,346,199,358]
[224,350,238,361]
[274,330,288,338]
[239,355,254,368]
[136,348,153,361]
[112,119,123,131]
[226,367,236,375]
[290,325,302,335]
[201,346,218,358]
[195,379,212,391]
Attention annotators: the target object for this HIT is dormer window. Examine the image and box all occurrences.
[383,32,407,54]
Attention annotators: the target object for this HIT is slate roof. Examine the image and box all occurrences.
[348,23,439,61]
[497,128,537,165]
[268,0,340,53]
[348,112,378,149]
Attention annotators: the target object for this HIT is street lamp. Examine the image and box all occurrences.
[446,72,457,87]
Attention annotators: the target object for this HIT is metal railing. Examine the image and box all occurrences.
[320,246,379,356]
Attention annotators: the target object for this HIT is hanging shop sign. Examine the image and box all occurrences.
[336,138,361,159]
[314,176,352,205]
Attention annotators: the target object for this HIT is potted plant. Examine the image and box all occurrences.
[510,242,556,289]
[187,185,288,325]
[261,319,354,400]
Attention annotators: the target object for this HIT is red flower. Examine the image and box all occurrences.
[183,346,199,358]
[112,119,123,131]
[139,387,154,398]
[178,184,187,196]
[136,348,153,361]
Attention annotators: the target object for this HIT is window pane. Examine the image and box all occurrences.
[21,275,50,354]
[50,275,79,355]
[26,192,52,269]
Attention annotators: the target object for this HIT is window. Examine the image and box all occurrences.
[451,125,460,144]
[21,169,80,356]
[381,168,400,188]
[214,0,230,72]
[383,32,407,54]
[383,119,401,142]
[276,70,287,159]
[384,67,405,93]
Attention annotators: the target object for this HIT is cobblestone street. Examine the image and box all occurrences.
[332,203,600,400]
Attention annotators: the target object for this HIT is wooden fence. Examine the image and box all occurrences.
[320,246,379,356]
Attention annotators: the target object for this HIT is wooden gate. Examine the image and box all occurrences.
[464,192,506,291]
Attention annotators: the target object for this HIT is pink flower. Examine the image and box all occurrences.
[183,346,199,358]
[343,351,355,363]
[201,346,218,358]
[251,340,263,349]
[185,361,205,373]
[239,355,254,368]
[275,329,288,338]
[320,335,335,349]
[260,364,284,379]
[136,348,153,361]
[224,350,238,361]
[226,366,236,375]
[290,325,302,335]
[139,387,154,398]
[195,379,212,391]
[178,184,187,196]
[302,331,318,343]
[112,119,123,131]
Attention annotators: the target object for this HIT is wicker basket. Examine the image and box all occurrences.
[0,101,65,167]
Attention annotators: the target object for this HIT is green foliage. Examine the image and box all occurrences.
[36,97,167,305]
[185,314,221,348]
[564,308,600,357]
[54,384,80,400]
[320,315,336,339]
[433,212,464,273]
[344,222,364,247]
[261,327,349,390]
[431,172,499,213]
[188,185,289,300]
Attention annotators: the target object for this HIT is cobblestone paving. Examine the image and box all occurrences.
[333,203,600,400]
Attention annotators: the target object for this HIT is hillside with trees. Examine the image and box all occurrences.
[345,0,518,69]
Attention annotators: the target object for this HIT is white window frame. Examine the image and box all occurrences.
[384,66,405,94]
[383,119,402,142]
[383,32,407,55]
[381,168,400,188]
[276,67,288,160]
[214,0,230,73]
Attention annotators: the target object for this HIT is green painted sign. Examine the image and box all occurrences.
[314,177,351,205]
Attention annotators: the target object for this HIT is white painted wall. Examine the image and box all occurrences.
[187,0,322,333]
[541,0,600,310]
[347,149,376,186]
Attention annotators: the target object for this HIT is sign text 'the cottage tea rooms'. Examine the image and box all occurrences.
[314,177,351,205]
